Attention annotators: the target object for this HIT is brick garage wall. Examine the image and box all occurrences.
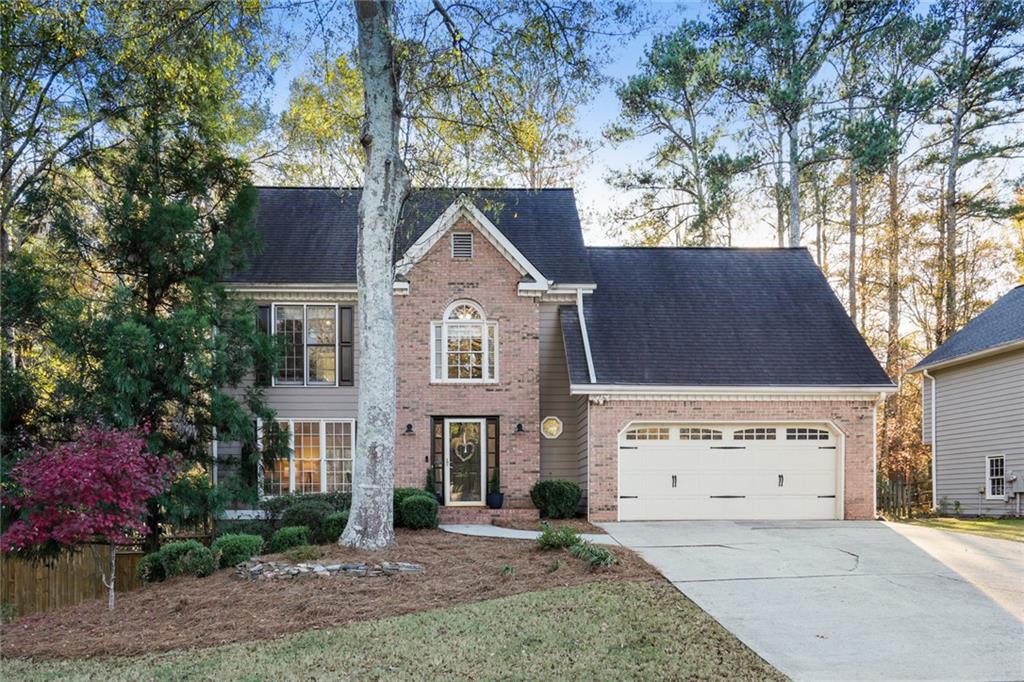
[394,217,540,508]
[586,398,878,522]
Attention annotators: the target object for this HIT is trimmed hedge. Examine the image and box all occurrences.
[137,540,217,583]
[270,526,311,553]
[530,480,582,519]
[211,533,264,568]
[280,500,334,543]
[394,487,434,527]
[322,511,349,543]
[399,494,439,530]
[259,491,352,521]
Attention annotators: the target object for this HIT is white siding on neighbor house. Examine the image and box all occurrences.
[538,303,583,486]
[930,350,1024,517]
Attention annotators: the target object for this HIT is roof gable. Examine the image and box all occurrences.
[395,196,549,292]
[913,285,1024,371]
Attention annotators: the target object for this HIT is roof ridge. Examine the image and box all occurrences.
[586,245,810,251]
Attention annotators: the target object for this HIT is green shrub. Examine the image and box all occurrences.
[284,544,322,562]
[259,492,351,521]
[322,511,349,543]
[399,494,438,530]
[530,480,582,519]
[215,519,274,543]
[536,523,581,550]
[569,540,617,568]
[270,526,310,553]
[394,487,434,527]
[280,500,334,543]
[138,540,218,583]
[210,533,264,568]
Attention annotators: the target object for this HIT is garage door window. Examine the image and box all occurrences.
[625,427,670,440]
[679,427,722,440]
[786,428,829,440]
[734,427,776,440]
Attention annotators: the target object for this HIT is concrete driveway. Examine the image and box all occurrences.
[599,520,1024,682]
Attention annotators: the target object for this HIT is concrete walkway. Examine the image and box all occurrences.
[439,524,620,545]
[600,520,1024,682]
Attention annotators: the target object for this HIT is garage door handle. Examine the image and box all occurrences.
[619,495,638,499]
[778,474,784,487]
[620,446,638,450]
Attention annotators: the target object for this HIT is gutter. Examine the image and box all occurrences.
[570,383,897,396]
[923,369,937,510]
[576,288,597,384]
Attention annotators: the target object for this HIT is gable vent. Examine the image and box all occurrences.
[451,232,474,258]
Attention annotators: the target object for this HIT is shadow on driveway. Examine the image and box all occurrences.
[599,520,1024,682]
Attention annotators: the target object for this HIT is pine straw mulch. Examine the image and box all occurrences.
[1,529,663,661]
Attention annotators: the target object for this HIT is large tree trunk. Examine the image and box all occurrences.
[847,164,858,327]
[341,0,409,551]
[787,120,801,246]
[941,107,962,344]
[774,127,786,247]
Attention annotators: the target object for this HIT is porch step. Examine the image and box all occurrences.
[437,507,540,525]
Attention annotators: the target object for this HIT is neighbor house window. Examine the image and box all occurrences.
[986,455,1005,499]
[431,300,497,382]
[261,419,354,496]
[734,427,776,440]
[272,304,353,386]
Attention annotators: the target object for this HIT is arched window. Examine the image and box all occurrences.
[431,300,498,382]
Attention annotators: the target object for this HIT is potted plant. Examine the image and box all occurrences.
[486,466,504,509]
[426,468,443,504]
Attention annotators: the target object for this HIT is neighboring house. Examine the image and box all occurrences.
[217,186,894,523]
[909,286,1024,517]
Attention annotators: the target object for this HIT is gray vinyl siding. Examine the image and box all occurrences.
[539,303,583,486]
[575,395,588,505]
[930,350,1024,517]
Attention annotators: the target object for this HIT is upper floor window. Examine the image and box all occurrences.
[986,455,1005,499]
[271,304,353,386]
[431,300,497,382]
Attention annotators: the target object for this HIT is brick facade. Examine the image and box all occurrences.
[393,217,541,508]
[585,398,878,522]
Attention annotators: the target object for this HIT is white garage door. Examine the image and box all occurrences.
[618,423,840,520]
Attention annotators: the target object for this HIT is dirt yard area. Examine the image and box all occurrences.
[492,517,607,534]
[1,529,661,660]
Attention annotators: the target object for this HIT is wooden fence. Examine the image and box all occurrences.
[1,545,144,619]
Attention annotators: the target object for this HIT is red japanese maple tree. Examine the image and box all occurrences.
[1,425,177,609]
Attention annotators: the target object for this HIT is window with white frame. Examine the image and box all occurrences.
[986,455,1005,499]
[431,300,498,382]
[262,419,354,496]
[273,304,350,386]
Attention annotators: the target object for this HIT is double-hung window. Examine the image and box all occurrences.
[986,455,1005,499]
[269,304,353,386]
[431,301,498,382]
[261,419,355,496]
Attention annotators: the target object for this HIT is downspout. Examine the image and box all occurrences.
[577,288,597,384]
[873,395,882,519]
[923,369,937,509]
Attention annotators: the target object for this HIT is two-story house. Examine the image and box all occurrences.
[216,187,894,523]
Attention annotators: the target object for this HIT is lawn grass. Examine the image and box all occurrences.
[906,517,1024,542]
[3,581,785,681]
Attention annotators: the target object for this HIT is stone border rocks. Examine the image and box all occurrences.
[237,559,423,580]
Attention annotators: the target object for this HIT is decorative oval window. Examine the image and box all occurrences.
[541,416,563,439]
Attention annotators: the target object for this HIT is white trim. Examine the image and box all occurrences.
[923,369,937,508]
[261,418,356,496]
[909,339,1024,373]
[576,288,597,383]
[614,419,847,521]
[430,300,499,384]
[443,418,487,506]
[270,303,342,388]
[985,455,1006,500]
[395,196,552,293]
[872,396,881,518]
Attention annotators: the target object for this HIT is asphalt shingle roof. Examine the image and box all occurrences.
[228,186,593,284]
[913,285,1024,370]
[562,247,893,387]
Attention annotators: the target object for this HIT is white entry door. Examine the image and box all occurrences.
[618,424,839,520]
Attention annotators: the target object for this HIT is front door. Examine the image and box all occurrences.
[444,418,486,505]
